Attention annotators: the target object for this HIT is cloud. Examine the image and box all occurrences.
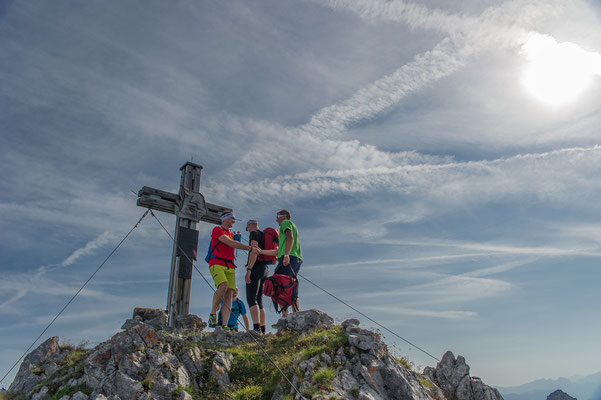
[0,230,133,313]
[378,235,601,258]
[220,145,601,220]
[360,305,478,320]
[60,231,116,267]
[395,274,515,305]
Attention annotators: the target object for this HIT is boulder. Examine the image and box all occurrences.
[132,308,169,330]
[175,313,206,331]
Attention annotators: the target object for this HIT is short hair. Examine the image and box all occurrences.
[277,209,291,219]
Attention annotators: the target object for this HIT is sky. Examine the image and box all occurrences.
[1,0,601,389]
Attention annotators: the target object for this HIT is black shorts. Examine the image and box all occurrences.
[246,261,269,308]
[274,255,302,277]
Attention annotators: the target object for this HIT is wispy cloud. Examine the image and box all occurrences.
[392,274,515,305]
[222,146,601,222]
[361,305,478,320]
[60,231,116,267]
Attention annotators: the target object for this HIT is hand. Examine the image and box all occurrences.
[283,255,290,266]
[245,270,251,284]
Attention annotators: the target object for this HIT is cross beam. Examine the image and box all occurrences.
[137,162,231,326]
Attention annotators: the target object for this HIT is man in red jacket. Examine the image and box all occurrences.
[207,211,256,330]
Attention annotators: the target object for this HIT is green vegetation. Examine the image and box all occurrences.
[418,376,435,389]
[301,386,319,398]
[4,392,27,400]
[392,355,414,371]
[171,385,184,399]
[47,383,92,400]
[30,363,44,376]
[313,367,336,389]
[350,387,360,398]
[232,384,263,400]
[26,346,91,399]
[141,372,155,391]
[189,326,348,400]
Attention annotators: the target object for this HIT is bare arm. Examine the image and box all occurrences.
[219,234,251,251]
[247,240,259,270]
[243,314,250,330]
[284,229,293,255]
[282,229,293,266]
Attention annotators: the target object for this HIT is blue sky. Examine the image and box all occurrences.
[2,0,601,389]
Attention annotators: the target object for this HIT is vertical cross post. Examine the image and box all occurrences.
[165,162,202,326]
[137,162,231,327]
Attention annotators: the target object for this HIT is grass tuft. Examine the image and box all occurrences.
[313,367,336,389]
[232,384,264,400]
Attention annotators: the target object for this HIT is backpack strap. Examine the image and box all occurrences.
[210,236,237,268]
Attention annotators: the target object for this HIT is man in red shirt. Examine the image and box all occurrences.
[208,211,256,329]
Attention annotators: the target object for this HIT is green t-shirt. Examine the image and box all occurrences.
[278,219,302,260]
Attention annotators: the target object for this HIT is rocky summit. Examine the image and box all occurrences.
[6,308,503,400]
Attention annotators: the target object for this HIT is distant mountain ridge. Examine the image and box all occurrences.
[499,372,601,400]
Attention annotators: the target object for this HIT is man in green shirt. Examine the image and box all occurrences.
[258,209,302,316]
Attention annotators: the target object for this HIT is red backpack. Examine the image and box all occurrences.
[258,227,279,264]
[263,274,298,314]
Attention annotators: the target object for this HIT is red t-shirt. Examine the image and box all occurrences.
[209,226,236,268]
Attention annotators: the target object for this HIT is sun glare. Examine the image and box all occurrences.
[521,35,601,106]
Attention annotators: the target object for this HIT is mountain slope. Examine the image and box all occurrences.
[5,309,503,400]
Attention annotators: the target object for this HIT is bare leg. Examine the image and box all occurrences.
[221,288,234,327]
[260,307,266,327]
[211,282,228,314]
[249,305,260,326]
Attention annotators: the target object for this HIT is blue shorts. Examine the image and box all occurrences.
[274,255,302,277]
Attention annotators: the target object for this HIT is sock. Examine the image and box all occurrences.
[261,325,266,333]
[253,323,261,331]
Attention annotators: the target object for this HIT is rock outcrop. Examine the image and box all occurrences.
[424,351,503,400]
[547,389,577,400]
[7,308,503,400]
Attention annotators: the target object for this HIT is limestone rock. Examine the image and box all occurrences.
[547,389,577,400]
[8,307,505,400]
[209,351,234,389]
[9,336,60,395]
[31,386,49,400]
[175,313,206,331]
[274,309,334,333]
[132,307,169,331]
[424,351,503,400]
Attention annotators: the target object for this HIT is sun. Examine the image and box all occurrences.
[521,35,600,106]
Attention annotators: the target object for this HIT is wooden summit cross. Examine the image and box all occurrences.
[137,162,230,327]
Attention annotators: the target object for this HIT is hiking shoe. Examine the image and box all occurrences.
[271,323,278,330]
[221,326,231,332]
[208,314,217,328]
